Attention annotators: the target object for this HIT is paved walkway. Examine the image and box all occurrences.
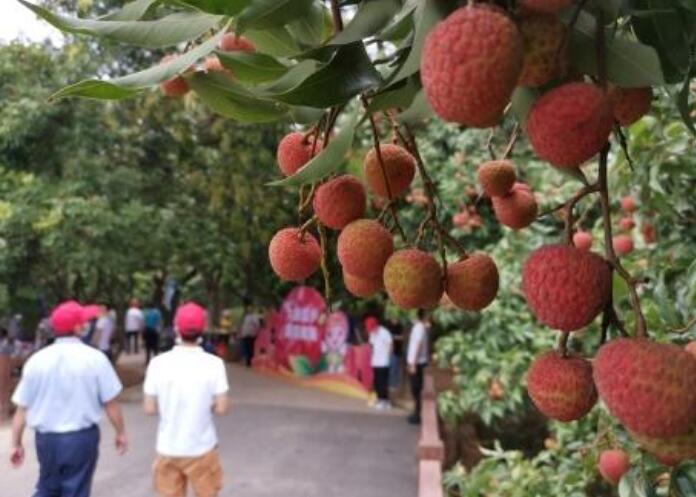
[0,354,418,497]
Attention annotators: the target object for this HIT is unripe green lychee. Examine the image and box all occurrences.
[268,228,321,282]
[518,14,567,87]
[421,5,523,127]
[363,144,416,199]
[313,175,366,230]
[526,350,597,421]
[445,254,499,311]
[383,249,444,309]
[337,219,393,279]
[477,160,516,197]
[492,182,538,229]
[598,449,631,485]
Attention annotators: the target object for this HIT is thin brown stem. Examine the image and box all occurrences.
[329,0,343,33]
[564,183,600,244]
[558,332,570,357]
[501,123,520,160]
[318,223,332,310]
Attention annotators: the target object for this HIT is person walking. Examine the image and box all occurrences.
[9,300,128,496]
[93,305,116,362]
[239,301,260,368]
[143,303,163,365]
[143,302,230,497]
[124,299,144,355]
[366,316,393,410]
[407,309,430,425]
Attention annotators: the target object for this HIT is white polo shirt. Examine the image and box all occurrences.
[12,337,123,433]
[144,345,229,457]
[369,326,393,368]
[407,320,429,367]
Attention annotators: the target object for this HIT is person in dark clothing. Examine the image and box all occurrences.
[143,304,163,365]
[406,309,430,424]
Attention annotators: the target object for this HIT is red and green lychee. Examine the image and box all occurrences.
[268,228,321,282]
[337,219,393,279]
[383,249,444,309]
[276,132,321,177]
[343,271,383,298]
[363,144,416,199]
[445,254,499,311]
[492,182,538,230]
[477,160,516,197]
[312,175,366,230]
[517,14,567,88]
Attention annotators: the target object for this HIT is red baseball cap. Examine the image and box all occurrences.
[175,302,207,337]
[50,301,85,336]
[364,317,379,332]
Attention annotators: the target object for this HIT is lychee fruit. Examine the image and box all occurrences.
[573,231,593,251]
[517,14,567,87]
[613,234,634,256]
[268,228,322,282]
[641,222,656,244]
[620,196,637,213]
[618,216,635,231]
[383,249,444,309]
[477,160,516,197]
[159,55,189,97]
[522,244,611,331]
[445,254,499,311]
[593,338,696,438]
[518,0,572,14]
[608,86,653,126]
[598,449,631,485]
[312,175,366,230]
[526,350,597,421]
[685,341,696,359]
[203,55,225,72]
[526,82,614,168]
[420,5,523,127]
[630,424,696,466]
[363,144,416,199]
[337,219,393,279]
[219,33,255,53]
[276,132,321,177]
[492,182,538,230]
[343,271,383,298]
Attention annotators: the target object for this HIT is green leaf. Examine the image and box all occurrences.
[396,89,433,123]
[244,26,302,57]
[270,109,359,187]
[618,468,657,497]
[236,0,314,33]
[330,0,402,45]
[216,51,289,84]
[672,463,696,497]
[367,78,420,113]
[288,106,325,124]
[287,2,330,47]
[261,42,382,108]
[676,72,696,135]
[378,0,416,41]
[187,72,288,123]
[171,0,252,16]
[100,0,159,21]
[50,26,227,100]
[510,87,539,124]
[17,0,223,48]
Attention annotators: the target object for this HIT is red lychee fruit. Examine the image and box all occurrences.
[522,244,611,331]
[618,216,635,231]
[383,249,444,309]
[641,222,656,244]
[363,144,416,199]
[445,254,499,311]
[276,132,321,177]
[343,271,383,298]
[337,219,393,279]
[608,86,653,126]
[477,160,516,197]
[518,0,572,14]
[594,338,696,438]
[517,14,567,87]
[526,82,613,168]
[685,341,696,359]
[420,5,523,128]
[219,33,255,53]
[613,234,634,256]
[203,55,225,72]
[620,196,637,213]
[598,449,631,485]
[492,182,538,230]
[268,228,321,282]
[159,55,189,97]
[630,424,696,466]
[526,350,597,421]
[312,175,366,230]
[572,231,593,251]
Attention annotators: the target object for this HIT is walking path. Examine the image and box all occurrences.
[0,354,418,497]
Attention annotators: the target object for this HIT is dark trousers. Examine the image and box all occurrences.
[143,328,159,365]
[373,366,390,401]
[125,331,139,354]
[410,364,426,419]
[34,425,99,497]
[241,336,256,367]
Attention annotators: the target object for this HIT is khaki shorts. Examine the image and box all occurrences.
[153,448,223,497]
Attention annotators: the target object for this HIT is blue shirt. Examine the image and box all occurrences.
[12,337,123,433]
[144,308,162,330]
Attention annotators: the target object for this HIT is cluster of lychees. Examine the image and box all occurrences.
[477,160,538,230]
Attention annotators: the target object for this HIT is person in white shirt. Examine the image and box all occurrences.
[366,316,393,410]
[124,298,144,354]
[143,301,230,497]
[93,305,116,362]
[10,301,127,497]
[407,309,431,425]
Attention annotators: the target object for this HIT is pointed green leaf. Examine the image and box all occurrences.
[367,78,419,113]
[244,26,302,57]
[396,89,433,123]
[50,27,227,100]
[330,0,402,45]
[100,0,159,21]
[17,0,223,48]
[171,0,252,16]
[287,2,330,47]
[216,51,289,84]
[270,109,359,187]
[236,0,314,33]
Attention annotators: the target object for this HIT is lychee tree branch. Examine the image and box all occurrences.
[318,222,332,310]
[563,183,600,244]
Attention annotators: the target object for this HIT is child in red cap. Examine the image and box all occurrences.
[143,302,230,497]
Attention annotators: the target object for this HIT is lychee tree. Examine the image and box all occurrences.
[23,0,696,493]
